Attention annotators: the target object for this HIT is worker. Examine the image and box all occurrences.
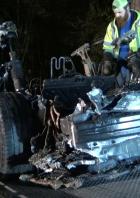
[102,0,140,85]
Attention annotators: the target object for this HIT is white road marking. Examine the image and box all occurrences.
[0,181,28,198]
[18,195,28,198]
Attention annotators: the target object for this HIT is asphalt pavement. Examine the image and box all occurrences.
[0,171,140,198]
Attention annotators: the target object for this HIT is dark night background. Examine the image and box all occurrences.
[0,0,113,80]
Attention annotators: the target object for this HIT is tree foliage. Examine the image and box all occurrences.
[0,0,113,77]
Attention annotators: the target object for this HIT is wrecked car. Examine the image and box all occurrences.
[0,21,140,189]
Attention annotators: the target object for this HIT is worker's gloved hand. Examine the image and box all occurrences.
[127,50,140,79]
[101,52,117,75]
[112,37,132,47]
[112,38,121,47]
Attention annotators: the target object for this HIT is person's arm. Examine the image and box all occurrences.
[103,23,114,54]
[101,23,118,75]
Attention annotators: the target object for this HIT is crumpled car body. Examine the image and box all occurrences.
[60,85,140,165]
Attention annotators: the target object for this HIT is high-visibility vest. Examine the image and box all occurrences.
[103,10,140,58]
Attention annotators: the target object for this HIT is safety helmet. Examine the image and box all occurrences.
[112,0,129,11]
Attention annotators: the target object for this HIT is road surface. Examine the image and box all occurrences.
[0,171,140,198]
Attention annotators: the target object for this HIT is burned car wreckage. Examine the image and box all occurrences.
[0,21,140,188]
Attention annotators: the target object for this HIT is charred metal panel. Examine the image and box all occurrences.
[42,75,117,114]
[42,76,92,113]
[42,76,92,99]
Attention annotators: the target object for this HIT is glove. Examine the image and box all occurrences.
[112,38,121,47]
[112,37,133,47]
[127,50,140,79]
[101,52,117,75]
